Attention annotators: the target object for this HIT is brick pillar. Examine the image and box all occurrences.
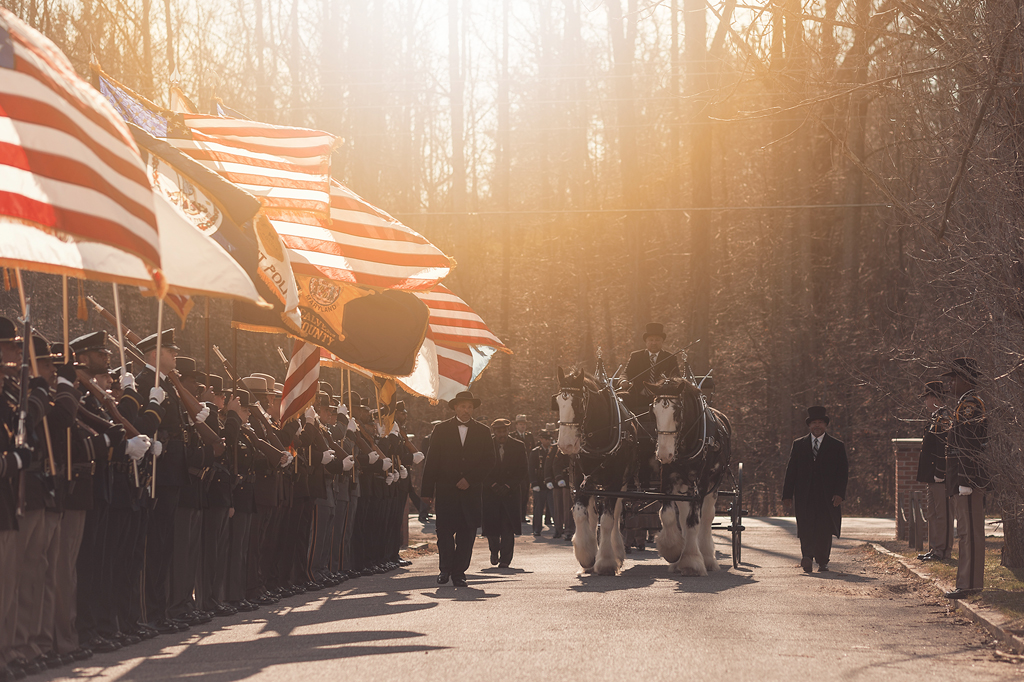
[892,438,924,539]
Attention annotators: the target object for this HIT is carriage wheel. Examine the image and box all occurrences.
[730,462,744,569]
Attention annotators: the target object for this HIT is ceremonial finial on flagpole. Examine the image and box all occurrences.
[170,66,181,85]
[595,347,608,384]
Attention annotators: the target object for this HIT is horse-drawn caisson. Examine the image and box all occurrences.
[554,350,744,576]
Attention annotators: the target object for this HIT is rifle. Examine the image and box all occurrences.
[211,345,240,389]
[76,368,143,486]
[88,297,225,457]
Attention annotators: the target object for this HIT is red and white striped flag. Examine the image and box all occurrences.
[269,179,453,290]
[416,285,508,348]
[279,339,321,424]
[0,10,161,278]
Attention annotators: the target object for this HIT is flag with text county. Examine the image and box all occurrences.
[0,11,161,282]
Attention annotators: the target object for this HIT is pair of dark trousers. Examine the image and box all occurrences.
[798,513,834,566]
[246,504,275,598]
[532,488,552,534]
[0,530,17,665]
[124,507,149,629]
[11,509,60,662]
[169,506,202,619]
[226,511,253,602]
[200,507,230,609]
[329,497,349,573]
[436,523,476,578]
[145,485,180,623]
[54,510,86,654]
[339,497,358,571]
[310,494,335,581]
[927,482,954,558]
[955,491,986,590]
[486,533,515,566]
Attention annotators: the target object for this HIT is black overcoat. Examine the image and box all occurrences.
[481,436,529,537]
[421,416,496,531]
[624,349,680,414]
[782,432,849,538]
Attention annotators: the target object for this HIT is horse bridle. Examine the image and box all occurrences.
[557,384,625,458]
[557,387,588,429]
[655,391,710,461]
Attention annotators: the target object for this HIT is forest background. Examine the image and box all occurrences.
[3,0,1024,559]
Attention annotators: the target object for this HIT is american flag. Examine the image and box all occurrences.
[0,10,161,276]
[269,179,453,290]
[279,339,321,424]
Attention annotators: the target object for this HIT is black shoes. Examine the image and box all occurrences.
[945,588,981,599]
[800,557,813,573]
[919,551,945,561]
[436,572,450,585]
[818,564,829,572]
[452,576,468,587]
[490,549,499,566]
[498,563,510,569]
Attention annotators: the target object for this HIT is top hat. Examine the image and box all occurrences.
[0,317,22,344]
[643,323,666,340]
[137,329,179,354]
[207,374,224,394]
[70,331,110,355]
[241,375,270,394]
[490,418,511,428]
[919,380,945,400]
[448,390,481,409]
[942,357,982,383]
[805,405,830,426]
[175,357,202,379]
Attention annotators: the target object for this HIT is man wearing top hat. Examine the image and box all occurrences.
[916,380,954,562]
[941,358,990,600]
[623,323,681,415]
[421,391,497,587]
[782,406,849,573]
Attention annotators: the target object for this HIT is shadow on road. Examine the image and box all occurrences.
[567,559,758,594]
[423,585,499,602]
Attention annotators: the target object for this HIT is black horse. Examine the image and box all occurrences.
[554,366,637,575]
[646,376,732,575]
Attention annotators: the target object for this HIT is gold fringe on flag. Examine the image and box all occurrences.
[76,280,88,321]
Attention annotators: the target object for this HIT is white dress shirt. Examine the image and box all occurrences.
[457,419,469,445]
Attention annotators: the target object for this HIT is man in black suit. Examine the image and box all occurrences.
[420,391,496,587]
[782,406,849,573]
[481,419,529,568]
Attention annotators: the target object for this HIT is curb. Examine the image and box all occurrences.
[869,542,1024,654]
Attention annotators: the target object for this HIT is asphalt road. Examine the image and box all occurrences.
[41,517,1018,682]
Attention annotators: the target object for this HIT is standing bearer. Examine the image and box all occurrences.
[942,358,989,600]
[916,381,953,561]
[782,406,849,573]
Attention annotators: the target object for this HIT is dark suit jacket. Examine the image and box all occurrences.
[624,349,681,414]
[481,436,529,536]
[421,417,496,530]
[782,432,849,538]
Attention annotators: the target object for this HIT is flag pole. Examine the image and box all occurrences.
[62,276,70,364]
[204,298,211,386]
[152,297,164,491]
[111,284,138,487]
[15,269,56,478]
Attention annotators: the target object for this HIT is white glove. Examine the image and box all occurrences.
[546,481,554,490]
[337,403,348,417]
[368,451,379,465]
[280,452,294,468]
[412,451,425,464]
[149,386,166,405]
[959,485,973,496]
[321,449,335,465]
[347,417,359,433]
[934,476,944,483]
[399,465,408,479]
[120,373,136,391]
[381,457,393,470]
[558,479,567,488]
[532,485,541,492]
[195,405,210,424]
[305,406,317,424]
[342,454,354,471]
[125,434,152,461]
[390,422,400,436]
[152,440,163,458]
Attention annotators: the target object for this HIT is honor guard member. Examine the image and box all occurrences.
[134,329,187,635]
[942,358,990,600]
[309,390,342,585]
[393,402,424,567]
[223,388,261,612]
[544,437,575,541]
[528,426,555,536]
[513,415,534,522]
[0,319,28,681]
[199,374,238,618]
[916,381,953,561]
[326,395,355,583]
[334,394,363,579]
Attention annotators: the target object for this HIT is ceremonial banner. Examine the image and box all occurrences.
[0,10,161,281]
[280,340,320,424]
[372,376,398,435]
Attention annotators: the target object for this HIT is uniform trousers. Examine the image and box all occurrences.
[169,506,202,618]
[53,509,86,654]
[75,506,105,642]
[551,486,574,536]
[955,491,986,590]
[200,506,230,609]
[310,490,335,581]
[145,484,180,623]
[246,504,275,598]
[293,496,315,583]
[351,495,372,570]
[532,488,552,534]
[226,510,252,602]
[11,508,60,662]
[258,506,285,591]
[339,496,359,572]
[124,507,149,629]
[329,487,349,573]
[0,530,19,665]
[927,481,954,558]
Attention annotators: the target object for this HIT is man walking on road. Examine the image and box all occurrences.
[482,419,529,568]
[420,391,496,587]
[782,406,849,573]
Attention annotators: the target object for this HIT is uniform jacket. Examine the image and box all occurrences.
[624,348,681,414]
[946,390,989,492]
[421,416,496,530]
[782,432,849,538]
[916,407,950,484]
[481,436,529,537]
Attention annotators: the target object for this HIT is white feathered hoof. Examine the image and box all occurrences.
[703,554,720,572]
[572,504,597,570]
[656,507,682,563]
[672,552,708,577]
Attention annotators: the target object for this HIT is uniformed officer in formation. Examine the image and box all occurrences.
[915,380,953,562]
[0,312,430,681]
[942,358,990,600]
